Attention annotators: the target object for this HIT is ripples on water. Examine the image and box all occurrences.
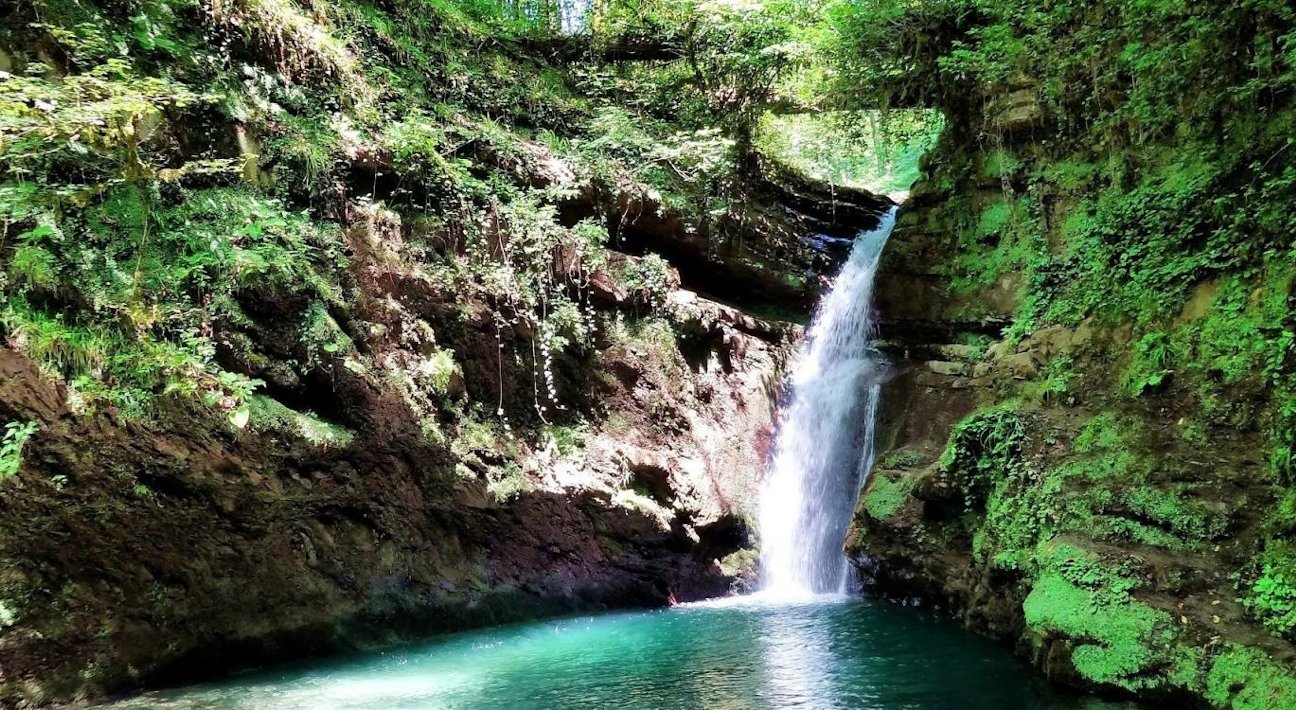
[107,596,1130,709]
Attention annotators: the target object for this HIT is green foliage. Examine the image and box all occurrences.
[620,254,673,309]
[266,115,344,194]
[1022,541,1180,691]
[381,113,466,194]
[878,448,924,469]
[1123,486,1228,543]
[944,196,1043,299]
[827,1,1296,149]
[981,149,1020,181]
[4,299,250,419]
[1034,541,1141,604]
[1123,332,1173,397]
[544,420,589,456]
[300,302,353,365]
[823,2,1296,701]
[943,403,1225,594]
[1072,411,1131,455]
[756,110,943,196]
[1049,412,1227,551]
[1023,354,1073,405]
[486,462,532,502]
[1247,563,1296,637]
[678,0,825,122]
[940,407,1069,571]
[3,185,339,418]
[418,348,460,396]
[0,421,39,480]
[0,54,212,183]
[939,406,1024,506]
[1031,154,1284,332]
[575,106,737,221]
[1243,544,1296,640]
[1205,645,1296,710]
[824,0,1296,431]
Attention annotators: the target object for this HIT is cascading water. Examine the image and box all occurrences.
[759,207,897,597]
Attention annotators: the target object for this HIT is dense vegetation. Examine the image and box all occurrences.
[841,1,1296,706]
[0,0,920,428]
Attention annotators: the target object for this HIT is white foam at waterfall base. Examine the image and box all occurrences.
[758,207,897,599]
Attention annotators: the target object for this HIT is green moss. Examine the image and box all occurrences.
[248,395,355,448]
[982,149,1020,180]
[1046,412,1227,551]
[862,472,915,521]
[300,302,354,365]
[1034,541,1141,600]
[1205,645,1296,710]
[828,2,1296,704]
[1087,515,1191,551]
[1023,572,1174,690]
[939,406,1076,571]
[1038,160,1104,193]
[945,197,1043,296]
[878,448,924,469]
[1124,486,1228,542]
[1073,411,1136,455]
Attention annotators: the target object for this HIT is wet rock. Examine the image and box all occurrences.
[910,466,961,503]
[927,360,972,377]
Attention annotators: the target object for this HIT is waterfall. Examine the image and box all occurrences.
[758,207,897,597]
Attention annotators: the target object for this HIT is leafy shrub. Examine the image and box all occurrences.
[939,406,1024,507]
[621,254,673,308]
[0,421,38,480]
[1123,332,1174,397]
[1244,546,1296,639]
[486,463,532,502]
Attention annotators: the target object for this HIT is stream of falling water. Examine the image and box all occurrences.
[758,207,897,597]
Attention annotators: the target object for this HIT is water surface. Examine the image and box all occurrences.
[108,595,1126,709]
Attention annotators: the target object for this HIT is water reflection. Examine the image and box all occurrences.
[757,598,842,708]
